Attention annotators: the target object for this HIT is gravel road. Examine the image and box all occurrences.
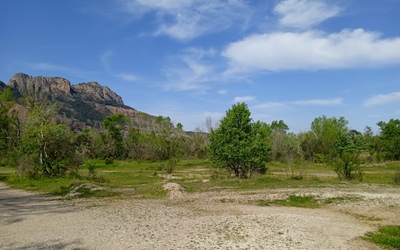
[1,182,398,249]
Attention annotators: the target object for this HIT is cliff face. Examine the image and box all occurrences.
[4,73,144,129]
[73,82,124,106]
[8,73,72,100]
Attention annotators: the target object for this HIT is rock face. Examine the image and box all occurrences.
[8,73,72,99]
[73,82,124,106]
[4,73,144,129]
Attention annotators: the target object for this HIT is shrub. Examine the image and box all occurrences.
[166,159,177,174]
[332,153,363,181]
[393,171,400,185]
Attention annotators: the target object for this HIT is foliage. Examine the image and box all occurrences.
[209,103,271,178]
[364,225,400,249]
[331,152,363,181]
[18,102,84,176]
[103,113,129,158]
[0,88,20,165]
[310,116,349,159]
[378,119,400,160]
[393,171,400,185]
[257,195,319,209]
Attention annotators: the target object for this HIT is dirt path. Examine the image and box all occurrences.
[0,182,397,249]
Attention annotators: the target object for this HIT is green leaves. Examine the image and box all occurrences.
[209,103,271,178]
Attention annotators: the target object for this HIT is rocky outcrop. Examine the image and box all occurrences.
[105,106,139,119]
[73,82,124,106]
[3,73,147,129]
[8,73,72,100]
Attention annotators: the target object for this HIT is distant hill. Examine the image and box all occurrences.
[2,73,154,130]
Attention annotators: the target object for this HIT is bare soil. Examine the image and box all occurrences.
[0,182,398,249]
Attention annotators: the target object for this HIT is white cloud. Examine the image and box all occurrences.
[293,97,343,106]
[100,50,114,71]
[116,73,140,82]
[223,29,400,73]
[217,89,228,95]
[364,92,400,106]
[117,0,250,40]
[234,96,255,103]
[253,102,285,110]
[163,47,218,91]
[274,0,341,29]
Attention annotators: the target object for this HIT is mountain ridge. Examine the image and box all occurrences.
[2,73,153,130]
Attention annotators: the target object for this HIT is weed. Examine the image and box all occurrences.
[166,159,177,174]
[393,171,400,185]
[256,199,270,206]
[364,225,400,249]
[323,196,363,205]
[256,195,319,209]
[105,158,114,165]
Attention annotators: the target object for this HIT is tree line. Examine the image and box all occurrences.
[1,88,399,179]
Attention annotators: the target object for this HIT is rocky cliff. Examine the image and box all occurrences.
[3,73,145,129]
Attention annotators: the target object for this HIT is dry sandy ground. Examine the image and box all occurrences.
[0,181,399,250]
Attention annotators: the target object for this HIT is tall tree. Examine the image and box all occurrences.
[209,103,271,178]
[103,113,128,159]
[19,102,82,176]
[0,88,20,164]
[310,115,349,159]
[377,119,400,160]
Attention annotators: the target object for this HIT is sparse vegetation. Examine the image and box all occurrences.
[365,225,400,249]
[256,195,319,209]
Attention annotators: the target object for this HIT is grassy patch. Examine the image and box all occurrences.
[323,195,363,205]
[256,195,320,209]
[345,212,382,222]
[364,225,400,249]
[1,160,400,199]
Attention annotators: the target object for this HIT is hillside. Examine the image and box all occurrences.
[3,73,152,129]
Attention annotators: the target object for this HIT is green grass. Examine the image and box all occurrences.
[1,159,399,199]
[256,195,320,209]
[365,225,400,249]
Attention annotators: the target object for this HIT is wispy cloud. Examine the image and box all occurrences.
[100,50,140,82]
[116,73,140,82]
[29,62,70,71]
[234,96,255,103]
[217,89,228,95]
[363,92,400,106]
[253,102,285,110]
[293,97,344,106]
[163,47,218,92]
[100,50,114,72]
[274,0,341,29]
[223,29,400,73]
[116,0,251,40]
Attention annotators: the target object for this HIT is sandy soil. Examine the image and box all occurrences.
[0,182,398,249]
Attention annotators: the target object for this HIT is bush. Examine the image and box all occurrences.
[166,159,177,174]
[332,153,363,181]
[393,171,400,185]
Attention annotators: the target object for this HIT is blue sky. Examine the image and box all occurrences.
[1,0,400,133]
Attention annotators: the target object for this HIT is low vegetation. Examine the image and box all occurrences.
[364,225,400,249]
[1,91,400,248]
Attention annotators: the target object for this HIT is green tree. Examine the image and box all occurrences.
[0,88,20,164]
[270,120,288,161]
[377,119,400,160]
[103,113,129,159]
[208,103,271,178]
[19,103,82,176]
[310,115,349,160]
